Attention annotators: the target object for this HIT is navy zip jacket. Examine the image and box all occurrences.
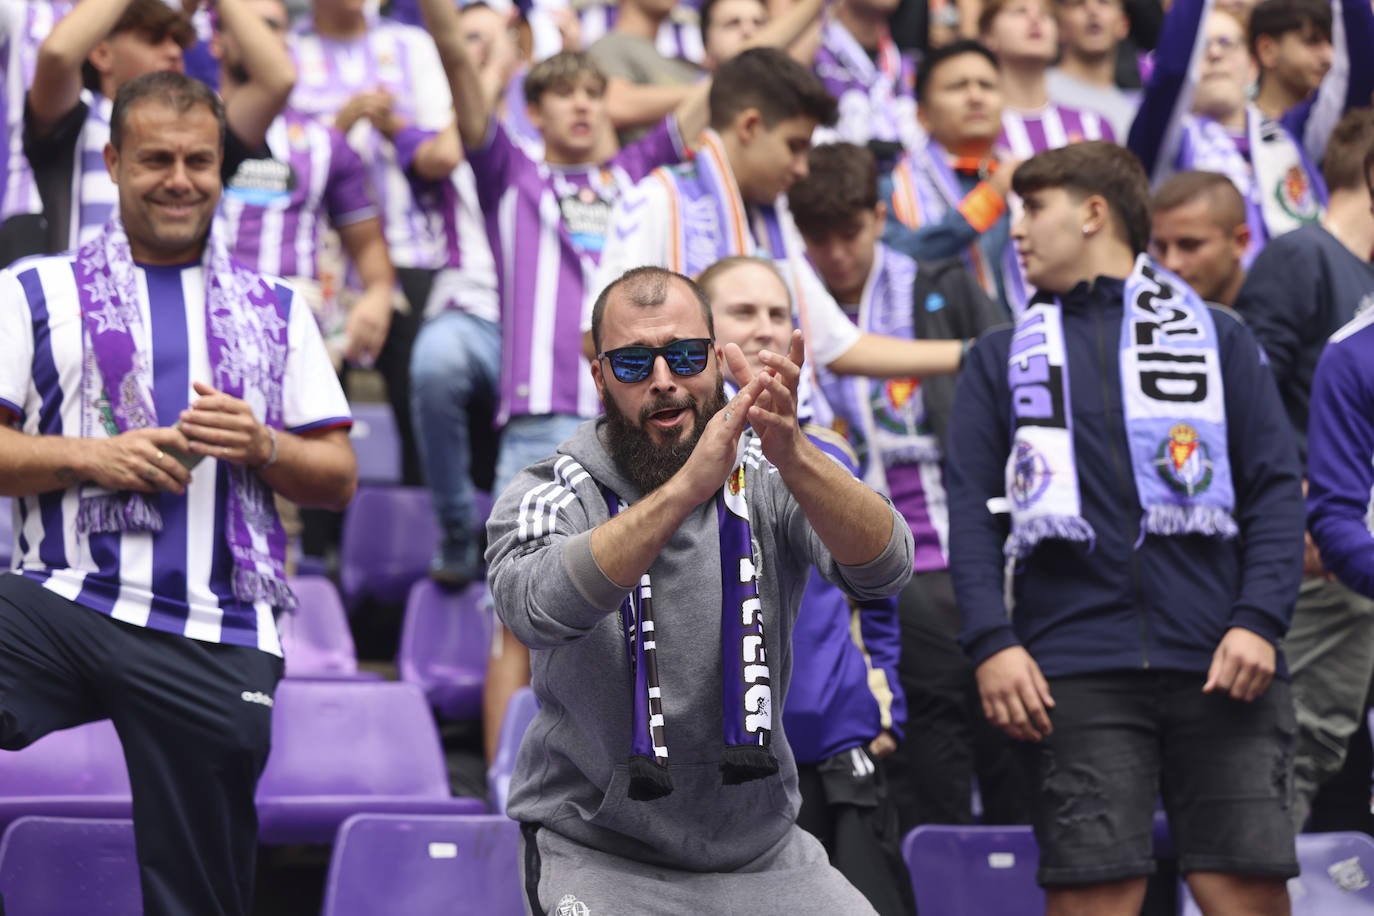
[947,276,1305,679]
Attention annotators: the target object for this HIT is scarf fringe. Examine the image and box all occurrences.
[1142,504,1239,540]
[232,567,298,611]
[1004,515,1095,561]
[627,755,674,801]
[77,493,161,535]
[720,744,779,785]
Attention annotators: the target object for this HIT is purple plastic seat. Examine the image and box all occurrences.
[903,824,1045,915]
[0,817,141,915]
[348,401,402,486]
[397,580,492,721]
[338,486,440,611]
[255,679,484,845]
[320,814,523,916]
[1180,831,1374,914]
[280,575,379,679]
[0,720,132,834]
[487,687,538,816]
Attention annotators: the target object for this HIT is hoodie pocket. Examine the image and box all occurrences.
[590,761,794,871]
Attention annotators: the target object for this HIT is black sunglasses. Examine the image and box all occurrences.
[597,338,714,384]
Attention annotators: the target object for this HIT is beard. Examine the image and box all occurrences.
[602,371,728,495]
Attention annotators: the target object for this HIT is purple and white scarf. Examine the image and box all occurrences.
[1004,256,1237,561]
[75,217,296,610]
[603,450,776,801]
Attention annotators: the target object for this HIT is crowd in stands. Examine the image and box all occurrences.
[3,0,1374,911]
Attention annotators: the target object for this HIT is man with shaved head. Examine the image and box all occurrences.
[1149,170,1250,307]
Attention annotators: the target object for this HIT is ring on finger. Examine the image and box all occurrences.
[142,467,158,482]
[154,450,165,463]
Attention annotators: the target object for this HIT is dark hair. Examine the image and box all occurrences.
[1151,170,1248,231]
[1248,0,1332,59]
[708,47,837,130]
[1322,108,1374,193]
[787,143,879,240]
[82,0,196,93]
[110,70,226,152]
[524,51,607,106]
[590,266,716,354]
[1012,141,1152,255]
[915,40,999,105]
[696,255,789,305]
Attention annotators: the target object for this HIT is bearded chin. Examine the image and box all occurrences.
[603,372,727,495]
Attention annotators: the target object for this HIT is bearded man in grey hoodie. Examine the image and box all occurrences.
[485,265,914,916]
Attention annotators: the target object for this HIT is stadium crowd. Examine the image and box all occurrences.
[2,0,1374,912]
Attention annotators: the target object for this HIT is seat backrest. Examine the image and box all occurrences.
[321,814,524,916]
[256,680,451,799]
[487,687,539,816]
[0,817,141,915]
[397,580,492,685]
[1181,831,1374,915]
[348,401,402,486]
[281,575,358,677]
[338,486,440,607]
[0,720,131,798]
[903,825,1046,916]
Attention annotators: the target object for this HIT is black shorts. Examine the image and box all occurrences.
[1019,671,1299,887]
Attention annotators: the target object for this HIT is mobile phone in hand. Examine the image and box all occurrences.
[166,422,206,470]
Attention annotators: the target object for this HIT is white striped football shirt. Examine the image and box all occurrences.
[0,252,351,654]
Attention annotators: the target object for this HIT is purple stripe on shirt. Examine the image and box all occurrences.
[18,266,69,571]
[885,464,946,572]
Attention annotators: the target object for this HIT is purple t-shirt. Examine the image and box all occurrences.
[467,118,686,423]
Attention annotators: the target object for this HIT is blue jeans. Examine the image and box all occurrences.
[409,309,500,567]
[492,413,586,501]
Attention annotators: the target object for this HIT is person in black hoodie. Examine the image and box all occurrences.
[947,141,1304,916]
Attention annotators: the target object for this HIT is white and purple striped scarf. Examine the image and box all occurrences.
[603,445,776,800]
[1004,256,1237,561]
[75,217,295,610]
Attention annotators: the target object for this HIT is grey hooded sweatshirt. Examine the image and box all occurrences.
[486,418,914,873]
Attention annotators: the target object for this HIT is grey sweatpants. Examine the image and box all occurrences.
[520,822,879,916]
[1284,576,1374,830]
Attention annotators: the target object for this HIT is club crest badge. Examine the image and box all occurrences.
[870,377,927,434]
[1276,165,1320,223]
[1009,441,1051,510]
[1154,423,1214,496]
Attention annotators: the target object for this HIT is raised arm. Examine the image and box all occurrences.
[420,0,491,151]
[216,0,297,150]
[28,0,138,136]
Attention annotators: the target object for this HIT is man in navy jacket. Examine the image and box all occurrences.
[948,141,1305,916]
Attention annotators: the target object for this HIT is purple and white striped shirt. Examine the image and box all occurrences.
[998,103,1116,159]
[288,15,453,271]
[467,118,687,424]
[217,112,376,281]
[21,91,119,251]
[1,0,75,222]
[0,253,350,654]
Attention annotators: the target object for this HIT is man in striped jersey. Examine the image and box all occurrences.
[23,0,294,258]
[0,72,356,916]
